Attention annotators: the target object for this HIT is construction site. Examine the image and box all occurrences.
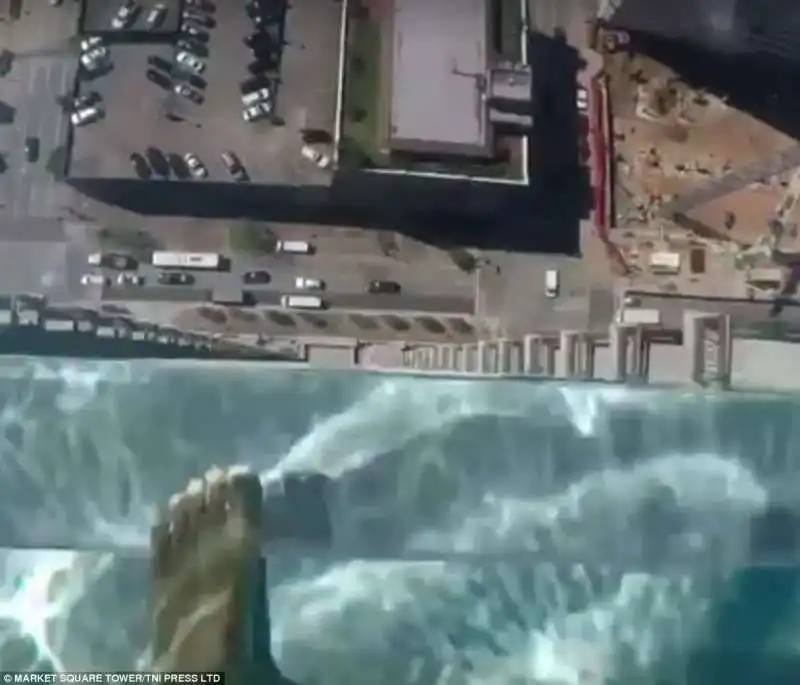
[596,26,800,303]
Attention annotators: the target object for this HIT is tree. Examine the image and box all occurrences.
[229,223,277,254]
[98,227,160,255]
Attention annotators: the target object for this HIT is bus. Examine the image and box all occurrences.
[151,251,221,270]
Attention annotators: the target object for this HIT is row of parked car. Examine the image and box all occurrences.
[128,147,248,182]
[238,0,284,123]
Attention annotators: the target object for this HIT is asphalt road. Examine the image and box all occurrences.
[84,245,476,316]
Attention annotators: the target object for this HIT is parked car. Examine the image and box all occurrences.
[367,280,401,294]
[247,57,276,75]
[111,1,138,29]
[243,270,270,284]
[70,106,102,126]
[244,32,275,49]
[181,24,208,41]
[158,272,194,285]
[239,74,271,94]
[300,144,331,169]
[80,45,109,70]
[221,151,247,181]
[129,152,150,178]
[183,152,207,178]
[182,11,213,28]
[243,101,272,122]
[174,82,204,104]
[24,137,39,163]
[176,38,208,57]
[241,87,271,107]
[146,3,167,28]
[146,68,171,90]
[176,51,205,74]
[147,54,172,73]
[80,37,103,52]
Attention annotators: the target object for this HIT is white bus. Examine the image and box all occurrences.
[281,295,324,309]
[151,251,222,270]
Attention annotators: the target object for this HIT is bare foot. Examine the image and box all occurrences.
[150,465,264,678]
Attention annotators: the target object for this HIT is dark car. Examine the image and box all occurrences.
[24,137,39,163]
[250,43,279,61]
[146,68,171,90]
[158,271,194,286]
[129,152,151,179]
[243,270,270,284]
[147,55,173,74]
[247,58,276,75]
[181,21,209,41]
[239,74,272,94]
[221,151,247,181]
[182,11,214,28]
[244,31,275,49]
[145,146,170,177]
[177,38,208,57]
[172,69,206,90]
[166,152,190,179]
[367,280,401,294]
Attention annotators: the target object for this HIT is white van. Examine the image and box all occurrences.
[276,240,312,254]
[281,295,323,309]
[545,269,559,298]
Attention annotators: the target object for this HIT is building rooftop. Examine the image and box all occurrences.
[389,0,493,157]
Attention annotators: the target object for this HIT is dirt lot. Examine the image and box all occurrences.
[607,50,797,246]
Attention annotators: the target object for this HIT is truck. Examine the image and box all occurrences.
[619,308,661,325]
[281,295,324,309]
[276,240,313,254]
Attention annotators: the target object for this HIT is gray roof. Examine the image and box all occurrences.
[389,0,492,157]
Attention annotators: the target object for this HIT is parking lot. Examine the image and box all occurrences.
[0,1,80,219]
[69,0,342,185]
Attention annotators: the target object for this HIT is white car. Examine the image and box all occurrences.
[80,45,108,69]
[577,86,589,111]
[183,152,207,178]
[300,144,331,169]
[81,273,108,286]
[80,36,103,52]
[146,3,167,28]
[116,273,144,286]
[71,106,102,126]
[295,276,324,291]
[111,1,137,29]
[243,101,272,122]
[87,252,102,266]
[241,88,271,107]
[176,50,205,74]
